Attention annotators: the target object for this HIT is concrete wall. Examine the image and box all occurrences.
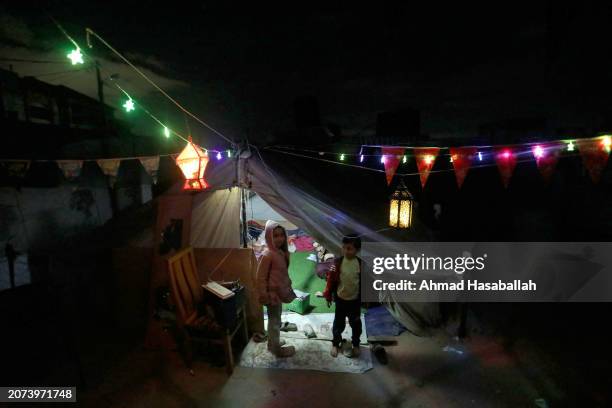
[0,159,155,290]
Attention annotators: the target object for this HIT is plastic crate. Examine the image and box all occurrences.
[205,285,245,330]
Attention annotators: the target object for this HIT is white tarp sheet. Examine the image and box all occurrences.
[190,187,241,248]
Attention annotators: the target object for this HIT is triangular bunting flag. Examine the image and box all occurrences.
[494,147,517,188]
[532,143,563,183]
[450,147,477,189]
[57,160,83,181]
[1,160,30,178]
[381,147,405,185]
[576,138,610,184]
[414,148,440,188]
[139,156,160,184]
[96,159,121,187]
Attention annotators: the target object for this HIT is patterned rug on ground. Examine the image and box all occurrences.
[238,312,373,373]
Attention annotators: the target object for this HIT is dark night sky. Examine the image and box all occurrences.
[2,2,612,149]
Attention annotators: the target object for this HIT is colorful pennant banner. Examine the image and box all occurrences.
[382,147,405,185]
[449,147,477,189]
[56,160,83,181]
[0,154,185,186]
[532,143,563,184]
[1,135,610,191]
[494,147,517,188]
[577,138,610,184]
[414,148,440,188]
[139,156,161,184]
[96,159,121,187]
[1,161,30,178]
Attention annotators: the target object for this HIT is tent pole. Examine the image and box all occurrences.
[241,187,248,248]
[237,149,248,248]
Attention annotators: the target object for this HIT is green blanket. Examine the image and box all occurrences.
[282,252,334,313]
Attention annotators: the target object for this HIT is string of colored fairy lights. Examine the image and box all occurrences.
[50,17,235,161]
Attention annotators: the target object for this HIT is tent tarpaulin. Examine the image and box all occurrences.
[177,149,441,334]
[191,187,241,248]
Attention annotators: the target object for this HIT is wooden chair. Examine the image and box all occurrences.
[167,246,248,375]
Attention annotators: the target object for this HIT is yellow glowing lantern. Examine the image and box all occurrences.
[176,139,210,190]
[389,179,414,229]
[602,135,612,152]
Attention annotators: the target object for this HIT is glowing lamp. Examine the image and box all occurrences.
[163,126,170,138]
[67,48,84,65]
[533,145,544,158]
[478,151,483,161]
[567,141,575,152]
[340,153,345,161]
[216,151,222,160]
[402,155,407,164]
[360,155,364,163]
[381,155,386,164]
[500,149,511,160]
[602,136,612,152]
[424,155,434,165]
[176,140,210,190]
[123,98,135,112]
[389,179,414,229]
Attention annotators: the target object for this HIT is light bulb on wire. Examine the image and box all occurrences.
[533,145,544,159]
[123,98,135,112]
[163,126,170,138]
[67,47,84,65]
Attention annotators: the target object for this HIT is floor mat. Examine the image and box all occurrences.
[275,312,368,345]
[239,312,372,373]
[364,306,407,337]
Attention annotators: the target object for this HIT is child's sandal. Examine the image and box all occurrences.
[280,322,297,332]
[274,345,295,358]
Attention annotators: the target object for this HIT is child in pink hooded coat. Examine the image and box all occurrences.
[256,220,297,357]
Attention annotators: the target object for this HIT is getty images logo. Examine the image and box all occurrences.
[372,252,488,275]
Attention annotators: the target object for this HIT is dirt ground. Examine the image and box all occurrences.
[3,283,610,407]
[69,325,546,407]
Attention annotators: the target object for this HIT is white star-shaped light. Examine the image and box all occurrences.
[67,48,84,65]
[123,99,135,112]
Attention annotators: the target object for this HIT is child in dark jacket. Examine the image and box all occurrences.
[323,234,362,358]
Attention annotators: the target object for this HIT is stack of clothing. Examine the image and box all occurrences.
[249,220,316,256]
[291,236,314,252]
